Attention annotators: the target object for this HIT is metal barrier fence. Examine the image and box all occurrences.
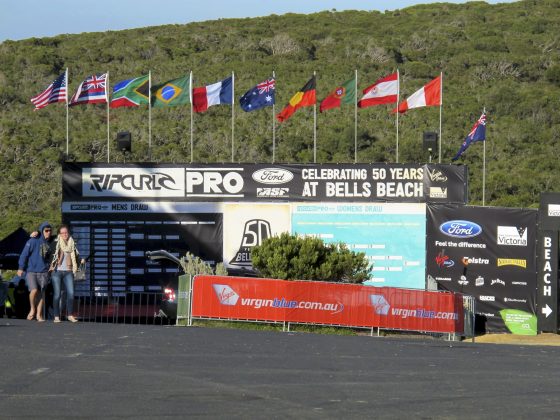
[463,294,477,341]
[54,283,476,342]
[187,275,476,340]
[64,293,175,325]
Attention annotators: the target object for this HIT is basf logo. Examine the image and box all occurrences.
[252,168,294,185]
[83,167,185,198]
[497,226,528,246]
[186,168,244,198]
[439,220,482,239]
[256,187,289,198]
[548,204,560,217]
[212,284,240,306]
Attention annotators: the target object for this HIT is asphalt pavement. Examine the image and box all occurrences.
[1,318,560,419]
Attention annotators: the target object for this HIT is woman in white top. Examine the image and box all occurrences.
[49,225,85,323]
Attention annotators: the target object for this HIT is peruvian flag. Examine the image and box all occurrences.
[393,75,441,114]
[192,76,233,113]
[358,72,398,108]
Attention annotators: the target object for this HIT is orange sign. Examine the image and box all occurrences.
[192,275,464,334]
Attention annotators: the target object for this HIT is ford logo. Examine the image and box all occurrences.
[252,168,294,185]
[439,220,482,238]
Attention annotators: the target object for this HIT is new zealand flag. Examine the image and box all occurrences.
[452,113,486,162]
[239,78,275,112]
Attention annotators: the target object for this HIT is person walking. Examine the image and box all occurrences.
[49,224,84,323]
[17,221,54,322]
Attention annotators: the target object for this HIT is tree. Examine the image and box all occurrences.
[251,232,371,283]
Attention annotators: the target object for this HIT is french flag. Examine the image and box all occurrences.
[192,76,233,113]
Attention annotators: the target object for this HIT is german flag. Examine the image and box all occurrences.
[276,76,316,123]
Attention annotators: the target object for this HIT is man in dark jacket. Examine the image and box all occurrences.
[17,221,54,322]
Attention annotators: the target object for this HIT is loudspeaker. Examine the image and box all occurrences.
[117,131,131,152]
[423,131,438,151]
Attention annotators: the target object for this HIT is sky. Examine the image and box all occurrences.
[1,0,516,42]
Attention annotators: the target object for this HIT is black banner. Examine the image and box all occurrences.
[537,193,560,332]
[426,204,537,334]
[537,231,558,332]
[64,212,223,295]
[62,163,468,204]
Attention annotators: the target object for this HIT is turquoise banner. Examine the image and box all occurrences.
[291,203,426,289]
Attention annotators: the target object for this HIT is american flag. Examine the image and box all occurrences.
[30,71,67,110]
[69,73,108,106]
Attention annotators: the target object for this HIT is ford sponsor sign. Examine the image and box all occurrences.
[252,168,294,185]
[439,220,482,238]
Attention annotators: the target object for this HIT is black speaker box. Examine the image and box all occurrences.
[423,131,438,151]
[117,131,131,152]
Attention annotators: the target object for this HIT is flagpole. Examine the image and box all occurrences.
[439,71,443,163]
[396,69,400,163]
[354,69,358,164]
[313,70,317,163]
[190,71,194,163]
[66,68,69,158]
[483,106,487,206]
[148,71,152,161]
[106,71,110,163]
[272,70,276,164]
[231,71,235,163]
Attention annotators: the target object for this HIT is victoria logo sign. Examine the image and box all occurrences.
[439,220,482,238]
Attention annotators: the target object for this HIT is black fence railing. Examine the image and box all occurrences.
[66,292,174,325]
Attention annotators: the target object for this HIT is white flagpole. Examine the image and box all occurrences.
[354,69,358,164]
[231,71,235,163]
[439,71,443,163]
[272,70,276,164]
[483,106,487,206]
[148,71,152,161]
[396,69,400,163]
[106,71,110,163]
[313,70,317,163]
[190,71,193,163]
[66,68,69,158]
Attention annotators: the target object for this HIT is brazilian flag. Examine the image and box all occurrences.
[151,75,190,108]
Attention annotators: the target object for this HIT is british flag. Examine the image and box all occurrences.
[30,71,67,110]
[69,73,108,106]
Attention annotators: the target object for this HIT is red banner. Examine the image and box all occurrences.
[192,276,465,334]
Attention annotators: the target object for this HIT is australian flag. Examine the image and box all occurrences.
[69,73,108,106]
[239,78,275,112]
[452,113,486,161]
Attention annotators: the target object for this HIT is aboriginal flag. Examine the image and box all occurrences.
[276,76,316,123]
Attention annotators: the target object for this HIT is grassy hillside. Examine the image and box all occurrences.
[1,0,559,236]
